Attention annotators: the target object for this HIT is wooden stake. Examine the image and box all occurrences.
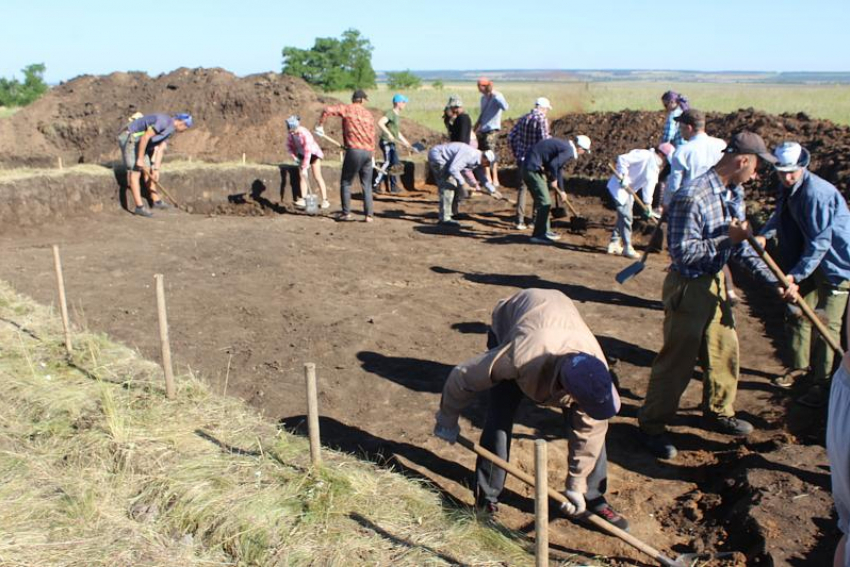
[534,439,549,567]
[154,274,176,399]
[51,245,72,356]
[58,156,63,170]
[304,362,321,465]
[242,152,246,165]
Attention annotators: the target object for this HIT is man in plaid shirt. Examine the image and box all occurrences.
[637,132,784,460]
[508,97,552,229]
[316,89,377,222]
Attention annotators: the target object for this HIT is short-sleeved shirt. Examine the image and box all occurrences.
[127,114,176,146]
[380,109,400,143]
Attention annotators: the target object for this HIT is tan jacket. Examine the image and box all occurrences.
[439,289,610,493]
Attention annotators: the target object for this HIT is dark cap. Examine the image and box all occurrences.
[351,89,368,102]
[558,353,621,420]
[674,108,705,128]
[724,131,777,164]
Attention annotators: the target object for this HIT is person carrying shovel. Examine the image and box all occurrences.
[522,135,591,244]
[636,132,786,460]
[605,143,674,258]
[117,112,193,217]
[433,288,629,530]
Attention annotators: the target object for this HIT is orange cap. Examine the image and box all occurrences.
[477,77,492,86]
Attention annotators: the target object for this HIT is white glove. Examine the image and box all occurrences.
[314,125,325,137]
[483,182,497,195]
[559,490,586,517]
[619,175,631,188]
[433,411,459,444]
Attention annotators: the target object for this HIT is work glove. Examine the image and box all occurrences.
[559,490,586,517]
[619,176,631,189]
[483,182,497,195]
[641,207,652,221]
[433,410,460,444]
[314,125,325,137]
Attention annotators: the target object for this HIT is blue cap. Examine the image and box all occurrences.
[558,353,620,420]
[392,94,409,104]
[174,113,193,128]
[285,115,300,129]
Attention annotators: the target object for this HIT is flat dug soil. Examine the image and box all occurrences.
[0,182,838,566]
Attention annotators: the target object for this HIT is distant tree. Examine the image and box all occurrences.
[431,79,444,91]
[0,63,48,107]
[282,29,376,92]
[386,70,421,90]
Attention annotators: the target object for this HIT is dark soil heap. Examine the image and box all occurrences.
[0,67,438,168]
[500,109,850,194]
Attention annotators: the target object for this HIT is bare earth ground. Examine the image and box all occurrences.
[0,184,837,566]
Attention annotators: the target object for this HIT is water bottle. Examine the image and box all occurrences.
[305,192,319,215]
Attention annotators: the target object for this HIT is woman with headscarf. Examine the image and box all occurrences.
[660,91,690,147]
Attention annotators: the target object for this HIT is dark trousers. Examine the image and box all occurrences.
[340,149,374,216]
[375,140,400,192]
[475,332,608,506]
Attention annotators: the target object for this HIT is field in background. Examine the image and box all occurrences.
[0,106,19,119]
[330,82,850,132]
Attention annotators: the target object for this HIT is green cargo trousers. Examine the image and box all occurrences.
[638,270,740,435]
[523,169,552,238]
[787,270,850,384]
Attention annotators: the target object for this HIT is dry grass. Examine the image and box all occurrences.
[0,280,594,566]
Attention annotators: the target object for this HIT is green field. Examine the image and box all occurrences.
[330,81,850,131]
[0,106,19,119]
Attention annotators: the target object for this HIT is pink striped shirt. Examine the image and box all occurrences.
[286,126,324,170]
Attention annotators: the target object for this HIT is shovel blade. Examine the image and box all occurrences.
[615,260,646,284]
[551,206,568,219]
[569,216,588,234]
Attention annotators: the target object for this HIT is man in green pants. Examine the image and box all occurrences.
[757,142,850,408]
[522,135,591,244]
[637,132,785,459]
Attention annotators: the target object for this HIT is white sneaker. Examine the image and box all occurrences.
[294,198,306,208]
[515,222,528,230]
[321,200,331,209]
[607,241,623,255]
[623,245,639,259]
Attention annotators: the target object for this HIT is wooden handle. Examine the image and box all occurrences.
[142,168,180,207]
[455,434,677,566]
[607,163,654,218]
[318,133,343,148]
[746,235,843,355]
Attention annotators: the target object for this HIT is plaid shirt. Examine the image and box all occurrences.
[319,103,375,151]
[507,108,550,162]
[660,107,683,147]
[667,168,775,283]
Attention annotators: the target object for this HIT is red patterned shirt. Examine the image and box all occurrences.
[320,103,376,151]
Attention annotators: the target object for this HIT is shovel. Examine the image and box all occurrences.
[615,221,665,285]
[456,434,729,566]
[142,168,181,208]
[747,234,843,355]
[559,191,588,233]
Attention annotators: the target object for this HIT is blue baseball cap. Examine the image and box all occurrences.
[558,353,620,420]
[392,94,409,104]
[174,113,193,128]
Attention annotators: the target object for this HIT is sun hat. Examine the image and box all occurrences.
[447,95,463,108]
[772,141,810,172]
[558,353,621,420]
[535,97,552,110]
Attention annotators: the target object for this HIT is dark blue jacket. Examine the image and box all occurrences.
[523,138,577,191]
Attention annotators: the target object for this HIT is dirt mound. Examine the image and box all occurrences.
[499,108,850,194]
[0,67,439,168]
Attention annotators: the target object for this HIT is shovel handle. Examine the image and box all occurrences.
[317,132,343,148]
[746,235,843,355]
[455,434,678,566]
[607,163,656,221]
[141,168,180,208]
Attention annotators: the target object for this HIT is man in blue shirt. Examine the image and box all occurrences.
[757,142,850,408]
[118,113,193,217]
[637,132,783,459]
[473,78,509,188]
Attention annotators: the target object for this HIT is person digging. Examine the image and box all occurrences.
[433,288,629,531]
[117,112,193,217]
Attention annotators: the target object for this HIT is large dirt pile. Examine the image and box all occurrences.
[499,109,850,194]
[0,67,439,168]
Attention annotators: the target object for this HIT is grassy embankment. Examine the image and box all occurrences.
[331,82,850,132]
[0,279,573,566]
[0,106,18,119]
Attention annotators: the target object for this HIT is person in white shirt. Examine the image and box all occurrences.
[606,143,674,257]
[662,109,727,210]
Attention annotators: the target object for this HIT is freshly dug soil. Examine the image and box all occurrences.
[0,67,440,168]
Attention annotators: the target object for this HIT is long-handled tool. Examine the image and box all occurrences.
[559,191,588,233]
[456,434,726,566]
[615,221,665,284]
[315,131,343,148]
[608,163,659,225]
[142,168,181,208]
[747,235,843,355]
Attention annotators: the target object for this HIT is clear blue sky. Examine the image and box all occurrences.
[4,0,848,83]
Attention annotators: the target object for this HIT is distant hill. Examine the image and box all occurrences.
[377,69,850,84]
